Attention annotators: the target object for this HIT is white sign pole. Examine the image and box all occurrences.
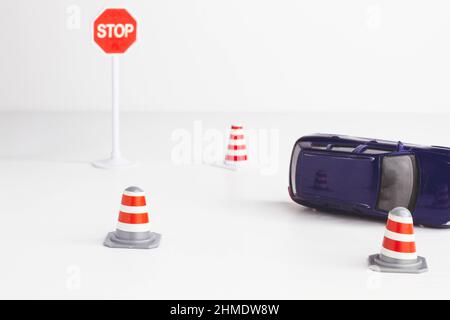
[111,54,121,159]
[92,55,134,169]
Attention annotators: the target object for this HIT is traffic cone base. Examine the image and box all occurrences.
[368,207,427,274]
[223,158,248,167]
[368,254,427,274]
[104,231,161,249]
[104,186,161,250]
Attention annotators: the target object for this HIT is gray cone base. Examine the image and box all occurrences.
[224,160,237,166]
[368,254,428,274]
[223,160,247,168]
[104,231,161,249]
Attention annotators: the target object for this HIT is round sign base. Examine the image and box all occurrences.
[92,157,135,169]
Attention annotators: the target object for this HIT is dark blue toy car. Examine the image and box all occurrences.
[288,134,450,227]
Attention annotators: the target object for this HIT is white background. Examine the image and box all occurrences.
[2,1,450,300]
[2,0,450,112]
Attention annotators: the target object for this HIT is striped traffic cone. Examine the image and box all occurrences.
[368,207,427,273]
[104,186,161,249]
[224,124,247,167]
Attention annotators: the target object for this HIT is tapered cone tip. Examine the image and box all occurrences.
[125,186,144,193]
[368,207,427,273]
[390,207,413,219]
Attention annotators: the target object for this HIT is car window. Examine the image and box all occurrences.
[331,146,355,153]
[363,148,392,154]
[376,155,418,212]
[290,144,302,195]
[310,144,327,150]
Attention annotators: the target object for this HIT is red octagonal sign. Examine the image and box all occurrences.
[94,8,137,54]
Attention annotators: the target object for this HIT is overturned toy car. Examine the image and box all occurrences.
[289,134,450,227]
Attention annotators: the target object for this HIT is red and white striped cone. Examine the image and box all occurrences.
[369,207,427,273]
[224,124,247,167]
[104,186,161,249]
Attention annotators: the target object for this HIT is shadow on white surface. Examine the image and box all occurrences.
[250,199,388,227]
[203,160,237,171]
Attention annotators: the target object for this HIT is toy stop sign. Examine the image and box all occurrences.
[91,8,137,169]
[94,9,137,54]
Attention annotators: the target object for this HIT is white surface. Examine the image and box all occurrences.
[1,111,450,299]
[3,1,450,112]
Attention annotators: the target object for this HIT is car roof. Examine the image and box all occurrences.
[300,134,394,145]
[295,134,450,157]
[297,134,403,155]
